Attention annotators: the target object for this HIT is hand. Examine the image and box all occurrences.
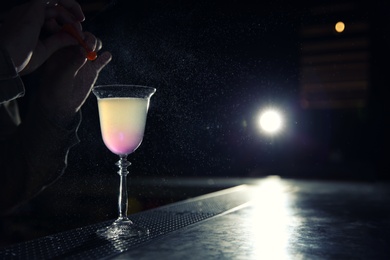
[0,0,85,74]
[37,32,112,127]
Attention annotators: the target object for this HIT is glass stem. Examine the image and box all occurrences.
[116,155,131,220]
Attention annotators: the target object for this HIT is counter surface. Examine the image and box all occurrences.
[1,177,390,259]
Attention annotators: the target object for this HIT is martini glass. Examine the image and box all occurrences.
[92,84,156,238]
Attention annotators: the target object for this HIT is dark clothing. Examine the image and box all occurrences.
[0,47,81,214]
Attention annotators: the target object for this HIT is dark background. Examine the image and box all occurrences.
[77,0,388,180]
[1,0,389,246]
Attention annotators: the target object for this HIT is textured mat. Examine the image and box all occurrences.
[0,185,252,259]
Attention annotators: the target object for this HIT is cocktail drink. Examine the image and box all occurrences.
[93,85,155,239]
[98,98,148,155]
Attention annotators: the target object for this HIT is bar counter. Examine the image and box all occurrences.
[1,176,390,259]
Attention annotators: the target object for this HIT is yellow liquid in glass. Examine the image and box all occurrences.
[97,97,149,155]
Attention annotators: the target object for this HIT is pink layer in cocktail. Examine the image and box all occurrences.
[102,129,144,155]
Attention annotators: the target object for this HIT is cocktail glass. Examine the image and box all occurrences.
[92,84,156,238]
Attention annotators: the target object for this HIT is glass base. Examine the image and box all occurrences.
[97,217,149,239]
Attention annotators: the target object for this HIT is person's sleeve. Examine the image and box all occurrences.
[0,102,81,214]
[0,47,25,103]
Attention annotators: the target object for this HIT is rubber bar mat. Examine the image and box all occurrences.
[0,185,252,259]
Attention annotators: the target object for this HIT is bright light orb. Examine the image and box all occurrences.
[258,110,282,134]
[335,21,345,33]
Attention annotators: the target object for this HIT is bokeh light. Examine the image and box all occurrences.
[258,109,283,134]
[335,21,345,33]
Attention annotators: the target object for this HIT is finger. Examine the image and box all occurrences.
[57,0,85,22]
[95,38,103,52]
[92,51,112,73]
[45,6,83,29]
[81,32,100,60]
[75,51,112,95]
[69,47,88,74]
[83,32,97,52]
[44,19,82,38]
[79,51,112,80]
